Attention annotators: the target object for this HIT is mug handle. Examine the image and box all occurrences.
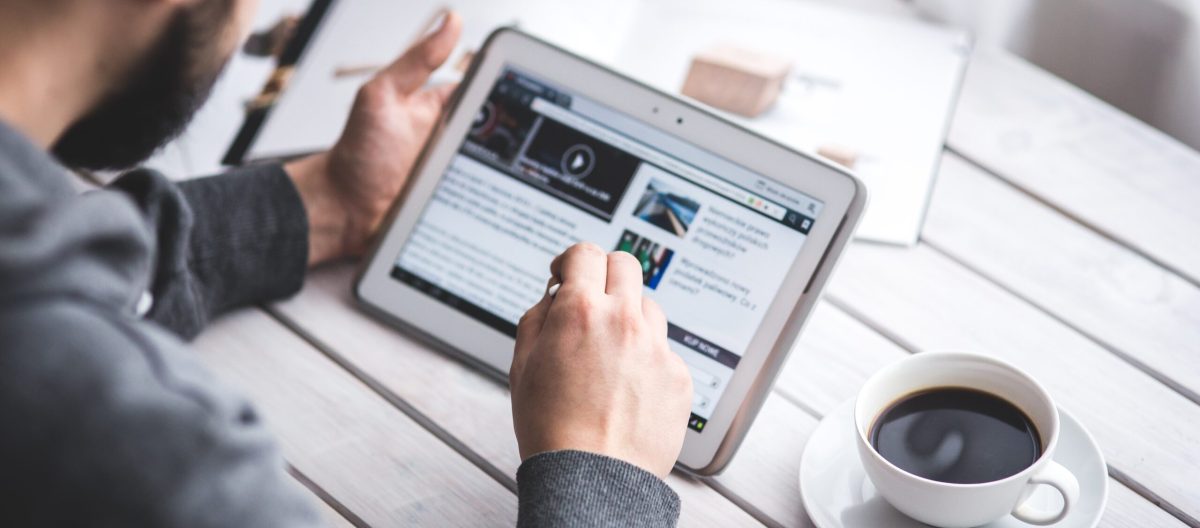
[1011,460,1080,525]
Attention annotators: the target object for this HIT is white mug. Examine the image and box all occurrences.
[854,352,1080,527]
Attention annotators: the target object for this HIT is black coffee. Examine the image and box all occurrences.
[869,387,1041,484]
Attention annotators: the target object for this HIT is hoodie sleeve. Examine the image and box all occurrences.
[108,163,309,340]
[0,127,324,526]
[517,451,681,527]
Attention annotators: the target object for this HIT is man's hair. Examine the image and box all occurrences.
[52,0,234,171]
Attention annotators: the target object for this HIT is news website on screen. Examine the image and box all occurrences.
[393,67,824,432]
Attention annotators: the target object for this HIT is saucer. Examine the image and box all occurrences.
[799,400,1108,528]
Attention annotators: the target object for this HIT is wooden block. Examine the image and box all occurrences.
[817,144,858,169]
[680,45,791,117]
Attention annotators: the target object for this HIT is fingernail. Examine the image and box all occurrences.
[425,8,449,37]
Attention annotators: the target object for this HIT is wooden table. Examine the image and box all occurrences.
[187,47,1200,527]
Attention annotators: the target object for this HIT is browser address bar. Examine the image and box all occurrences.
[529,98,787,221]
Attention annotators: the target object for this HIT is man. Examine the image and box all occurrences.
[0,0,694,526]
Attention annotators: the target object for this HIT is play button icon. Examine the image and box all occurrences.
[560,144,596,179]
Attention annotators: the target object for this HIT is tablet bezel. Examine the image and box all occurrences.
[355,28,866,475]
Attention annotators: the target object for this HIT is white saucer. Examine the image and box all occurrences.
[799,400,1108,528]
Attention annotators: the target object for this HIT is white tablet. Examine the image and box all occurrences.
[356,28,866,475]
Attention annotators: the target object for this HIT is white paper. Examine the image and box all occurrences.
[611,0,971,245]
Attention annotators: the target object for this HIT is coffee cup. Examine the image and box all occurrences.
[854,352,1080,527]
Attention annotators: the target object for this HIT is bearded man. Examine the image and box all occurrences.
[0,1,693,526]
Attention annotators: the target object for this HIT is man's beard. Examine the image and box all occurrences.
[52,2,233,171]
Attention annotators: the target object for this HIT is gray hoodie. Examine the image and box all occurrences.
[0,119,680,527]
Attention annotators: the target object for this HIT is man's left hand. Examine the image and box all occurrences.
[286,10,462,265]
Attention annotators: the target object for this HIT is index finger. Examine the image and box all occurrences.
[550,243,608,294]
[374,10,462,95]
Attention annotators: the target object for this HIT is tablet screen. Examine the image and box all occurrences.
[392,67,823,432]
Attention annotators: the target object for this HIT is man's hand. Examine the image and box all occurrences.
[510,243,694,478]
[286,10,463,265]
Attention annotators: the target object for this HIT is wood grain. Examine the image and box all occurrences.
[922,152,1200,400]
[777,302,907,413]
[825,242,1200,522]
[948,50,1200,284]
[711,395,820,527]
[311,495,357,528]
[191,309,518,526]
[1103,481,1191,528]
[269,264,764,527]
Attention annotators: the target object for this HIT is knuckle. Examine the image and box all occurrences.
[608,250,639,269]
[610,305,643,340]
[610,253,643,284]
[568,242,604,259]
[356,79,388,105]
[642,299,667,327]
[561,291,597,319]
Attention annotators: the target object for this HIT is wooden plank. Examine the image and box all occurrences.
[777,302,906,413]
[311,495,357,528]
[269,264,763,527]
[289,468,363,528]
[713,396,820,528]
[1104,482,1191,528]
[923,152,1200,400]
[191,309,517,526]
[824,242,1200,523]
[948,50,1200,283]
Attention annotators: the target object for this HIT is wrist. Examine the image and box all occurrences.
[285,153,350,265]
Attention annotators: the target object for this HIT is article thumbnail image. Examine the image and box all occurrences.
[633,179,700,237]
[463,75,540,166]
[614,230,674,290]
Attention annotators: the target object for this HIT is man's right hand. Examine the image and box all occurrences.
[509,243,694,478]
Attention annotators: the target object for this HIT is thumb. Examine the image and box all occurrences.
[374,10,463,95]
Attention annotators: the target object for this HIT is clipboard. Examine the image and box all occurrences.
[222,0,335,165]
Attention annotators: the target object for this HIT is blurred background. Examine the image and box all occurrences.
[152,0,1199,176]
[911,0,1200,153]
